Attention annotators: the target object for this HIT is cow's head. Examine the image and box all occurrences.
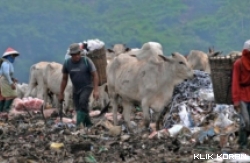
[172,52,194,80]
[208,46,223,57]
[113,44,131,56]
[159,52,194,82]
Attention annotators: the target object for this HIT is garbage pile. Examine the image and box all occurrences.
[164,70,215,128]
[157,70,240,148]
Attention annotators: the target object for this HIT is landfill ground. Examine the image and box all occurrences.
[1,70,250,163]
[0,109,249,163]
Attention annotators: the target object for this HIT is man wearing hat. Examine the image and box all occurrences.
[232,39,250,149]
[64,42,88,60]
[0,47,19,112]
[59,43,99,127]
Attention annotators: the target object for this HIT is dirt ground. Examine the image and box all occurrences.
[0,110,249,163]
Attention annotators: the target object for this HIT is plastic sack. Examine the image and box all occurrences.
[178,104,195,128]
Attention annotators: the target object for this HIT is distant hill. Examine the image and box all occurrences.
[0,0,249,82]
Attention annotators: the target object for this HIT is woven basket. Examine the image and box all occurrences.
[209,54,241,104]
[87,46,107,86]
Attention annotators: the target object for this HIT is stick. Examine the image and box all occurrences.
[41,103,47,125]
[23,107,32,118]
[59,101,63,122]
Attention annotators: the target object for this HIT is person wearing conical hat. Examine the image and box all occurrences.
[232,40,250,149]
[0,47,20,113]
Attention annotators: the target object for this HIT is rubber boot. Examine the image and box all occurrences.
[3,99,13,113]
[84,113,93,128]
[76,111,86,126]
[0,100,5,112]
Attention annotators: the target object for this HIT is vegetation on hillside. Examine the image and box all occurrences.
[0,0,249,82]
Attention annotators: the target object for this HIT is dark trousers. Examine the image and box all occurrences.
[238,101,250,148]
[73,86,93,113]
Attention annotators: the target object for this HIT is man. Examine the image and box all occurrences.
[0,47,19,112]
[64,42,88,60]
[232,39,250,149]
[59,43,99,127]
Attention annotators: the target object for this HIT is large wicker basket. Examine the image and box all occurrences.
[209,54,241,104]
[87,46,107,86]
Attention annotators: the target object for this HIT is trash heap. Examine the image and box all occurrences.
[161,70,240,148]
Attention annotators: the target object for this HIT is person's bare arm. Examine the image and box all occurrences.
[59,73,68,101]
[91,71,99,100]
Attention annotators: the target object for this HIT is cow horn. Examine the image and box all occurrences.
[107,49,114,53]
[158,55,171,62]
[125,47,131,52]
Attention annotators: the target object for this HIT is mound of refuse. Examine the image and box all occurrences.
[150,70,240,148]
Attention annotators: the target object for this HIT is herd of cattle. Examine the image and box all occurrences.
[15,42,241,131]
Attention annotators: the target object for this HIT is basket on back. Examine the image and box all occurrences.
[87,46,107,86]
[209,54,241,104]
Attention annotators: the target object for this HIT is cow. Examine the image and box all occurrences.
[228,51,241,57]
[186,47,222,74]
[24,62,73,112]
[16,83,58,108]
[107,42,194,132]
[44,62,73,112]
[16,83,37,99]
[88,83,109,110]
[106,44,131,64]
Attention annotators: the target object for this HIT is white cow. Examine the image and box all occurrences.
[107,42,194,132]
[88,83,109,110]
[44,62,73,112]
[186,48,222,74]
[228,51,241,57]
[16,83,37,99]
[106,44,131,65]
[24,62,73,112]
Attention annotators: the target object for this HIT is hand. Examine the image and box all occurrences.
[11,83,16,90]
[58,93,64,102]
[12,78,18,83]
[93,89,99,100]
[234,103,241,113]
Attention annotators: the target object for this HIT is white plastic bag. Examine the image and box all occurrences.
[178,104,195,127]
[199,88,214,101]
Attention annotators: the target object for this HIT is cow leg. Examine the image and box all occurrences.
[52,94,58,108]
[155,106,170,130]
[36,76,45,100]
[111,95,119,126]
[24,66,37,98]
[42,88,48,113]
[141,99,150,129]
[151,110,161,130]
[121,100,133,132]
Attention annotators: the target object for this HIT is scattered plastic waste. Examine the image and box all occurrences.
[50,142,64,149]
[167,124,183,137]
[53,122,76,129]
